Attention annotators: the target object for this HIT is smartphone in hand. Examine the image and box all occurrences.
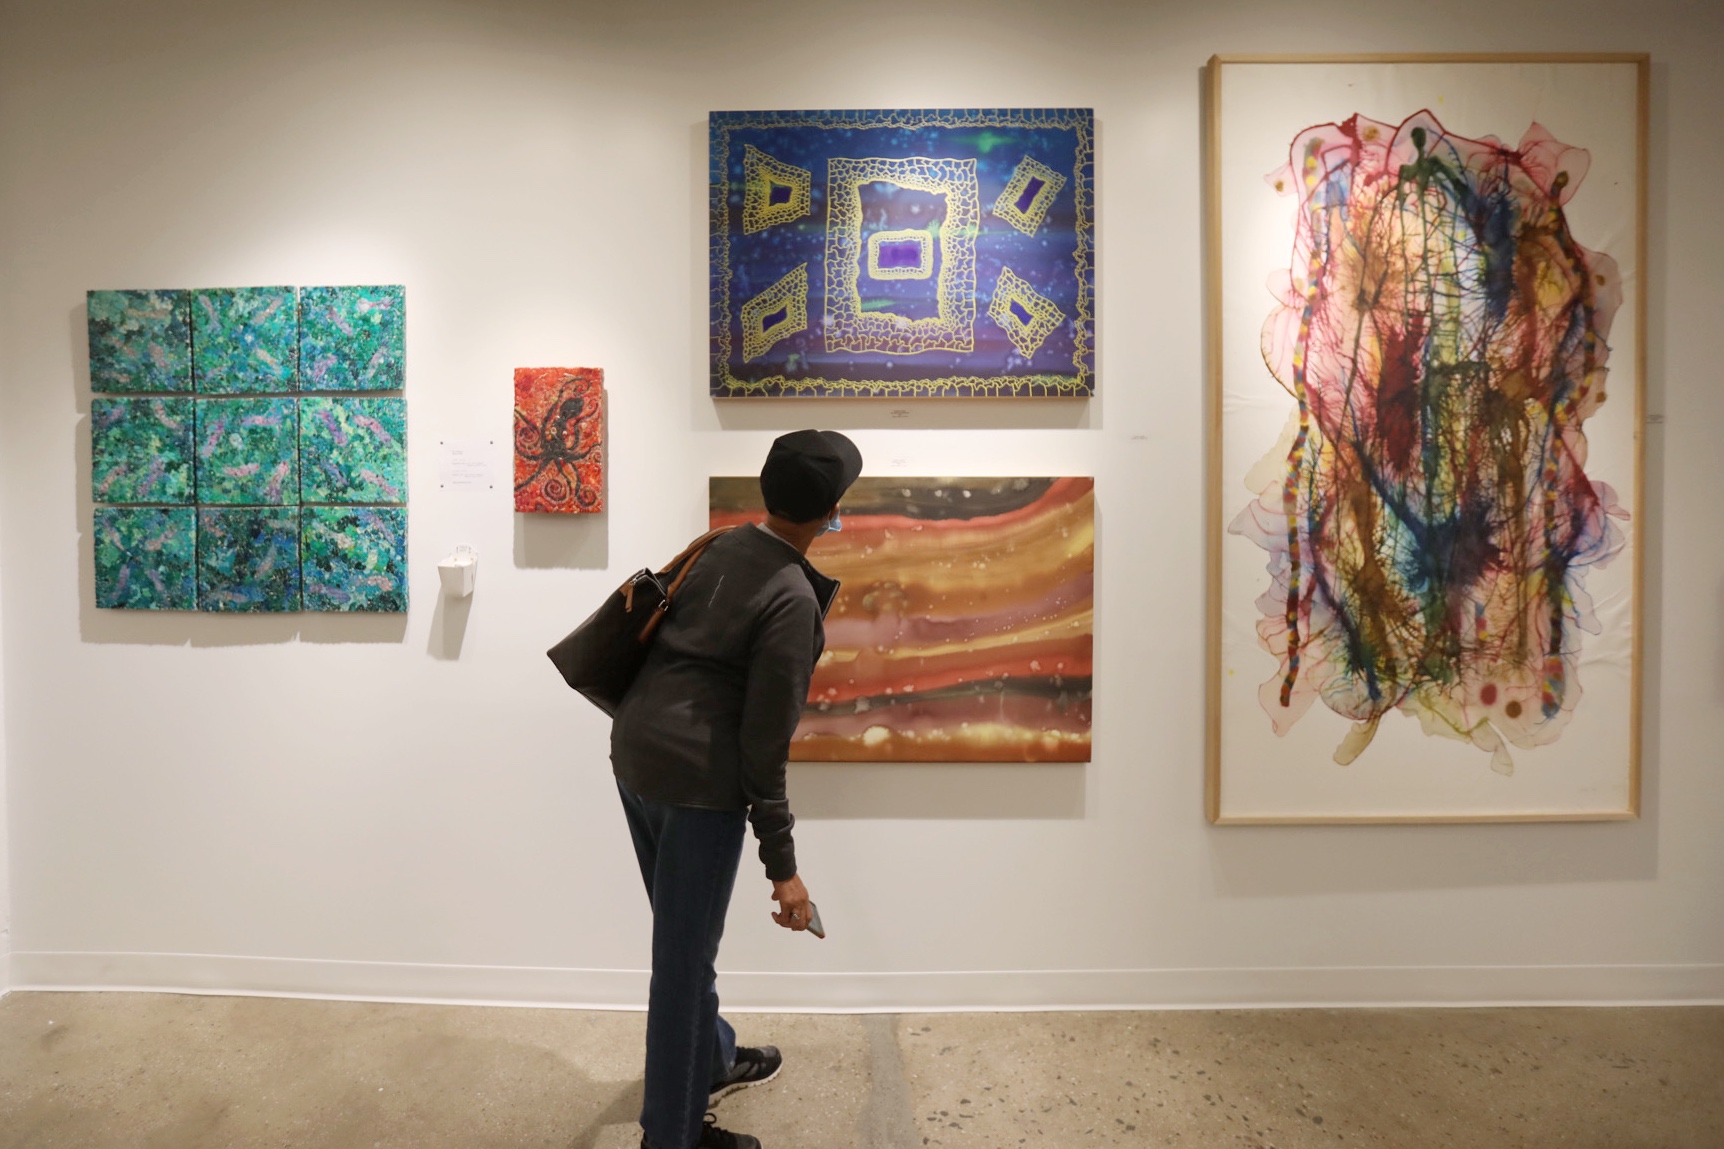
[806,902,826,939]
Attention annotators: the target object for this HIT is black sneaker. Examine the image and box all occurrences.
[709,1045,783,1101]
[698,1113,761,1149]
[640,1116,761,1149]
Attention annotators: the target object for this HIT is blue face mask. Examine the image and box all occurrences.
[819,514,842,536]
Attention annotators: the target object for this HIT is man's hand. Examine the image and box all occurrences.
[771,874,812,931]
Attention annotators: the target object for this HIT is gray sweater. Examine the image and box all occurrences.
[610,524,838,881]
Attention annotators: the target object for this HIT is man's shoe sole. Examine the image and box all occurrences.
[709,1060,782,1104]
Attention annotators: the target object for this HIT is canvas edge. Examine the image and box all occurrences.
[1628,54,1649,819]
[1204,56,1226,825]
[1211,809,1639,826]
[707,113,730,399]
[1206,52,1653,65]
[1203,53,1651,826]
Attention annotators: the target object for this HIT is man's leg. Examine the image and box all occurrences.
[711,1012,736,1083]
[619,784,741,1108]
[619,783,746,1149]
[617,781,661,900]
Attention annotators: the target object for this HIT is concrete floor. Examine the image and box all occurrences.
[0,993,1720,1148]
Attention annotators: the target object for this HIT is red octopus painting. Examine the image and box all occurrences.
[513,367,605,513]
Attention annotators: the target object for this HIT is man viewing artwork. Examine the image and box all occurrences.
[610,429,862,1149]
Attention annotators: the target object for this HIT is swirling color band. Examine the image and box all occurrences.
[711,476,1094,762]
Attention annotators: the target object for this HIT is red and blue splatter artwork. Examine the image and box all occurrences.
[1230,110,1628,774]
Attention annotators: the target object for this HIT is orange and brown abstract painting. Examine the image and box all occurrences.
[514,367,604,513]
[709,476,1094,762]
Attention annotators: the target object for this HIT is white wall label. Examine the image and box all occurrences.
[438,439,495,490]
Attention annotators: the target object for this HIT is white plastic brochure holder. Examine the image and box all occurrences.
[438,546,477,597]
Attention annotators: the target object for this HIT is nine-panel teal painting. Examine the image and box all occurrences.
[87,284,408,612]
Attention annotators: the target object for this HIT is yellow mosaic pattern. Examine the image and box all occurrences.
[742,146,812,235]
[988,267,1064,358]
[993,156,1067,236]
[866,229,934,280]
[825,156,979,356]
[740,264,809,363]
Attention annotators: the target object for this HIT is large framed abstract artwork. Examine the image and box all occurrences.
[710,477,1094,762]
[87,284,409,613]
[709,108,1095,398]
[1206,56,1647,823]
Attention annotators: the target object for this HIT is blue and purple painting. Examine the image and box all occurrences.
[709,109,1095,398]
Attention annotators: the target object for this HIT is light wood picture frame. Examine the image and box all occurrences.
[1205,54,1649,824]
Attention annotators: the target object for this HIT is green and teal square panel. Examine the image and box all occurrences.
[196,397,299,505]
[197,507,302,612]
[303,506,407,612]
[91,397,195,504]
[192,287,300,394]
[300,397,406,504]
[87,290,193,393]
[93,506,198,610]
[299,286,405,391]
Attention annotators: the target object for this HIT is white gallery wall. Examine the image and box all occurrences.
[0,0,1720,1009]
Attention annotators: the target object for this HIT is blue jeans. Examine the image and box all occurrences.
[617,781,745,1149]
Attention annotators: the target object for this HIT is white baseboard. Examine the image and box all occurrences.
[9,951,1724,1010]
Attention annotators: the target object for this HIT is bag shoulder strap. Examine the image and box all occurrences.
[634,525,737,644]
[613,525,736,598]
[658,525,734,581]
[660,525,733,599]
